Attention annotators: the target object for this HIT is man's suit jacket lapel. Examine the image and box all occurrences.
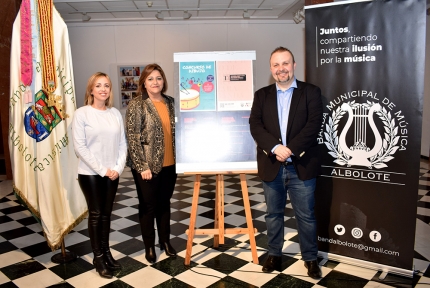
[287,81,303,139]
[268,84,281,140]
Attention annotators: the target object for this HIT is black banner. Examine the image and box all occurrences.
[305,0,426,272]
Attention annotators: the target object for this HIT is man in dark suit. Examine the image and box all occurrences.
[249,47,322,279]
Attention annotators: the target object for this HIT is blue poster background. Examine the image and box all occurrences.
[179,61,216,111]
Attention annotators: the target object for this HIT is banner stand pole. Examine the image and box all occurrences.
[51,239,76,264]
[184,171,258,266]
[318,251,414,278]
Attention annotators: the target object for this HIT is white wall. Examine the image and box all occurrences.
[67,18,430,157]
[68,21,305,110]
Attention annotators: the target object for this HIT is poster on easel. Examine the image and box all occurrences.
[305,0,426,276]
[216,60,254,111]
[174,51,257,173]
[179,61,216,111]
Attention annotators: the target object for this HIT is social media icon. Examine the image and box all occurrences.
[351,227,363,239]
[334,224,345,235]
[369,231,381,242]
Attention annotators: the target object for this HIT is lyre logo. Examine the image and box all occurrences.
[323,99,405,169]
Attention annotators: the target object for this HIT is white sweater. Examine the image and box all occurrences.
[72,105,127,176]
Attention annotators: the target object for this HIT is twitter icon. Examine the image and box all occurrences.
[334,224,345,235]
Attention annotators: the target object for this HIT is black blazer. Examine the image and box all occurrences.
[249,80,323,182]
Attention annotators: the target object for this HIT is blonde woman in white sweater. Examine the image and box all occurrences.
[72,72,127,279]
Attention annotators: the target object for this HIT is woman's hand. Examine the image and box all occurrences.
[140,169,152,180]
[106,169,119,180]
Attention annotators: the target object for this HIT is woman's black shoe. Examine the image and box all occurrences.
[145,246,156,263]
[159,241,177,257]
[104,250,121,270]
[93,255,113,279]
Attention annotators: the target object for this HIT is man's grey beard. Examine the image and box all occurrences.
[276,74,290,83]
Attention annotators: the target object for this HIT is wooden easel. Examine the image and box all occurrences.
[184,170,259,266]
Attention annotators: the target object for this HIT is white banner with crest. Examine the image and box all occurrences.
[9,0,87,250]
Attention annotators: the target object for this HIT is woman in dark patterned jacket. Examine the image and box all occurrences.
[125,64,177,264]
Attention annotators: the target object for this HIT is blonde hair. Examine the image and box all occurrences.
[84,72,114,108]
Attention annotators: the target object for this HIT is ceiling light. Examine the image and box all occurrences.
[82,12,91,21]
[293,7,304,24]
[298,7,305,18]
[243,10,250,19]
[146,1,153,7]
[183,10,191,19]
[155,11,164,19]
[293,14,301,24]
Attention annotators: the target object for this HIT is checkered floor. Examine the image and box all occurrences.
[0,159,430,287]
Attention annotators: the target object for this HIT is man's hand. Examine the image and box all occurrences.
[274,145,292,162]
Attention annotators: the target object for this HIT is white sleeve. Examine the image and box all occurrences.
[72,109,108,176]
[112,110,128,175]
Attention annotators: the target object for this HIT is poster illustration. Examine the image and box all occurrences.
[179,61,216,111]
[216,60,254,111]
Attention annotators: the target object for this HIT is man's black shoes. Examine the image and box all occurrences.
[262,255,282,272]
[304,260,322,279]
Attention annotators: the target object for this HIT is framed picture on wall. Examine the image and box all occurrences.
[118,65,145,108]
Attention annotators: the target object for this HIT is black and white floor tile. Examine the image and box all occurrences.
[0,159,429,287]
